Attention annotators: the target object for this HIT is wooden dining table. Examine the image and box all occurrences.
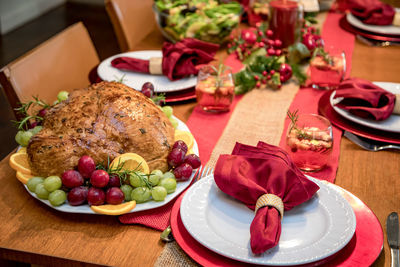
[1,13,400,267]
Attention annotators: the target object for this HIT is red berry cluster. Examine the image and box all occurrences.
[167,140,201,181]
[61,155,124,206]
[227,24,283,61]
[301,25,323,53]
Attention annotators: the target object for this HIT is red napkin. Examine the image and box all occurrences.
[348,0,395,25]
[334,77,397,120]
[111,38,219,81]
[214,142,320,254]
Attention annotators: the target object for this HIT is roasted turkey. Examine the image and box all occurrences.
[27,81,174,177]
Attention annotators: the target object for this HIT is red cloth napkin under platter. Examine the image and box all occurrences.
[214,142,320,254]
[348,0,395,25]
[111,38,219,81]
[333,77,398,121]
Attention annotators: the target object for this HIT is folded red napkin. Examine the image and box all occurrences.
[333,77,399,120]
[111,38,219,81]
[214,142,320,254]
[348,0,395,25]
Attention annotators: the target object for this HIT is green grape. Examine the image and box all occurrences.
[162,106,173,118]
[57,91,69,102]
[129,172,148,187]
[159,178,177,194]
[120,184,133,201]
[163,171,175,180]
[48,190,67,206]
[131,187,151,203]
[35,183,49,199]
[151,186,167,201]
[27,177,44,192]
[29,126,43,135]
[43,176,62,192]
[15,131,33,147]
[149,169,163,186]
[169,117,179,129]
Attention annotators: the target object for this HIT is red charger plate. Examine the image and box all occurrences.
[339,16,400,43]
[318,90,400,144]
[171,182,383,266]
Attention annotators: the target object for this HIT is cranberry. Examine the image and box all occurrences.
[274,39,282,48]
[241,29,257,44]
[279,63,293,83]
[266,30,273,37]
[302,34,317,52]
[267,48,276,56]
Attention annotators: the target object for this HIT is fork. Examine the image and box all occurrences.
[344,131,400,151]
[160,165,214,242]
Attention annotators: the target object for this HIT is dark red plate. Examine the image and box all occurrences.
[319,90,400,144]
[340,16,400,43]
[171,182,383,267]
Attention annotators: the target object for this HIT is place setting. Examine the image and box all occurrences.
[338,0,400,43]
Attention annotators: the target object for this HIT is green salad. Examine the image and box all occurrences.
[154,0,242,44]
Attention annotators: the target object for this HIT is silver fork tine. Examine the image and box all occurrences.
[191,165,203,184]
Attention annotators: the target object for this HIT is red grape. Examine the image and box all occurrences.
[67,186,88,206]
[28,121,40,129]
[90,170,109,188]
[87,187,105,206]
[106,187,124,205]
[38,108,47,118]
[184,154,201,169]
[141,82,154,98]
[172,140,188,154]
[173,163,193,181]
[61,170,84,188]
[108,174,121,187]
[167,148,186,168]
[78,155,96,178]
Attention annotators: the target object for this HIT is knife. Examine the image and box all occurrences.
[387,212,400,267]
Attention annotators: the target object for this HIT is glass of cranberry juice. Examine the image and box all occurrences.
[285,114,333,172]
[309,49,346,90]
[195,65,235,112]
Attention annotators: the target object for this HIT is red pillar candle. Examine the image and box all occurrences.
[269,0,301,48]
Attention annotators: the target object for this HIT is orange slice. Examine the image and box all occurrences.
[16,171,33,184]
[174,130,194,150]
[17,147,27,154]
[110,153,150,174]
[9,152,32,175]
[90,201,136,215]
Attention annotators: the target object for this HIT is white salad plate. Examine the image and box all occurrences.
[330,82,400,133]
[97,50,197,93]
[180,175,356,266]
[346,11,400,36]
[24,117,199,215]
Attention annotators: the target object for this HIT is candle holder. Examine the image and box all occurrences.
[268,0,303,48]
[195,65,235,113]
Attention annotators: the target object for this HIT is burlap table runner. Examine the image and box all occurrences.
[155,83,299,266]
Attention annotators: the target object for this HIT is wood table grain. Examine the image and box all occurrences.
[1,26,399,267]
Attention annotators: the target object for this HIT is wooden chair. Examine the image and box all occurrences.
[0,22,100,118]
[105,0,164,52]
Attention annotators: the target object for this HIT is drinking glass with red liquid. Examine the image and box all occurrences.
[248,0,271,26]
[309,47,346,90]
[195,65,235,112]
[285,113,333,172]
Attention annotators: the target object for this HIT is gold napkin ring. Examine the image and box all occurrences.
[149,57,163,75]
[393,94,400,115]
[255,194,284,218]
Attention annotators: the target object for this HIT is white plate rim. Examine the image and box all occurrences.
[23,116,199,215]
[330,81,400,133]
[346,12,400,36]
[180,175,356,266]
[97,50,197,93]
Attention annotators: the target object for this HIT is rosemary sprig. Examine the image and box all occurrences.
[151,93,166,106]
[114,74,126,83]
[13,96,50,130]
[287,109,299,133]
[96,156,153,189]
[313,47,333,66]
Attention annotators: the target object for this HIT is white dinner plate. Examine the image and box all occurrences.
[24,117,199,215]
[346,11,400,36]
[97,51,197,93]
[330,82,400,133]
[180,175,356,266]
